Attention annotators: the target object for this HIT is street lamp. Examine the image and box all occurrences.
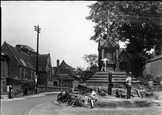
[34,24,41,94]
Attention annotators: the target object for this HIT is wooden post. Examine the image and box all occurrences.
[108,72,112,95]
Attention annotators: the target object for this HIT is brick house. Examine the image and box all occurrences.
[1,42,53,94]
[58,74,74,87]
[53,60,79,89]
[1,53,10,94]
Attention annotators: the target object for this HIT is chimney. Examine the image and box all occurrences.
[57,59,60,67]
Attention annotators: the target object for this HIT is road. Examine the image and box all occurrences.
[1,93,162,115]
[1,94,57,115]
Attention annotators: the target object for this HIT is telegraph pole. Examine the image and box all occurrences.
[34,24,41,94]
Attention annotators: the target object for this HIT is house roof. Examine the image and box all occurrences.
[52,67,57,74]
[98,38,119,50]
[2,42,50,72]
[57,60,77,79]
[58,74,74,80]
[119,48,134,60]
[3,42,35,70]
[31,54,50,72]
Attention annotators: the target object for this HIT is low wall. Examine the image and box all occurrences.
[37,85,69,93]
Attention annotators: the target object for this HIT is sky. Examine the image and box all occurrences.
[1,1,125,69]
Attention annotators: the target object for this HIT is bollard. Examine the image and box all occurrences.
[8,85,12,99]
[108,72,112,95]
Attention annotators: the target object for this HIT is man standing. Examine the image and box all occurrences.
[101,58,109,71]
[126,72,132,99]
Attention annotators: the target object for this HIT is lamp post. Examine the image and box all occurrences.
[34,24,41,94]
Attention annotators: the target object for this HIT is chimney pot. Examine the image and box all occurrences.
[57,59,60,67]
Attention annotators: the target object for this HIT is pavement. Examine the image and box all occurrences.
[1,92,60,101]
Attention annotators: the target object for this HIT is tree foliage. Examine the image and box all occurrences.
[75,67,96,83]
[16,44,37,55]
[86,1,162,77]
[86,1,126,42]
[118,1,162,77]
[82,54,98,67]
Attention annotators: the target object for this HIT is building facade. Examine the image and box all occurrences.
[1,42,53,94]
[53,60,79,89]
[1,53,10,94]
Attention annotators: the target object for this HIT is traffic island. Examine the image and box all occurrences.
[95,97,160,108]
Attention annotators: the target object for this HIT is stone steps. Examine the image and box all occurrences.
[89,78,137,80]
[85,71,143,87]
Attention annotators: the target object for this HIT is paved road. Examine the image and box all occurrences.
[1,92,162,115]
[1,94,57,115]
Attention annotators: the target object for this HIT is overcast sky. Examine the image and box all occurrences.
[1,1,125,69]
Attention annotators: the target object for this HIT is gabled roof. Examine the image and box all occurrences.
[2,42,50,72]
[119,48,134,60]
[58,74,74,80]
[98,38,119,50]
[2,42,35,70]
[52,67,58,74]
[119,50,131,62]
[31,54,50,72]
[57,60,77,79]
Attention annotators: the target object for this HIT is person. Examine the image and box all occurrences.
[101,58,109,71]
[89,89,97,108]
[57,90,71,104]
[126,72,132,99]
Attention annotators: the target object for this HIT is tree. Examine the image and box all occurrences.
[86,1,162,77]
[118,1,162,77]
[16,44,37,55]
[75,66,95,83]
[86,1,127,42]
[82,54,98,70]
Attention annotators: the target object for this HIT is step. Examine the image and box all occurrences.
[92,74,127,78]
[95,71,127,75]
[89,76,137,80]
[85,79,142,83]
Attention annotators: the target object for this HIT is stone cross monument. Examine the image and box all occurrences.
[98,37,120,72]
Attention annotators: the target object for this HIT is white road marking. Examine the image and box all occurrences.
[28,102,50,115]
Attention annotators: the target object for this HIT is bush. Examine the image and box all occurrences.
[145,74,154,81]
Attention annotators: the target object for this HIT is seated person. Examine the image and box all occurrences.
[89,89,97,108]
[57,90,71,104]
